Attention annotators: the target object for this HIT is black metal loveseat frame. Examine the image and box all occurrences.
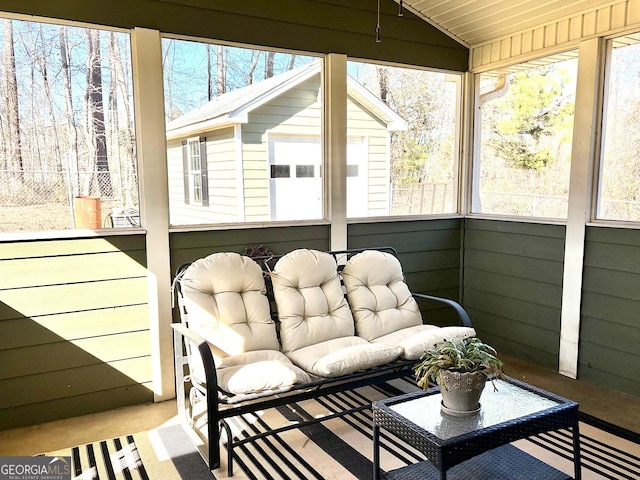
[170,246,474,476]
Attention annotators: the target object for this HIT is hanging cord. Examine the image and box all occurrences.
[376,0,382,42]
[398,0,404,16]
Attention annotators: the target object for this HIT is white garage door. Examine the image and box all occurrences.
[269,135,367,220]
[269,136,322,221]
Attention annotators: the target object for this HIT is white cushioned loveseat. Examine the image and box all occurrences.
[171,246,475,475]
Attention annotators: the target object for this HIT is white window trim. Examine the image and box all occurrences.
[187,136,203,206]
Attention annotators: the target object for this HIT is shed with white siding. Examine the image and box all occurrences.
[166,61,406,224]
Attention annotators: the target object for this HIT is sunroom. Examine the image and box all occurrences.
[0,1,639,478]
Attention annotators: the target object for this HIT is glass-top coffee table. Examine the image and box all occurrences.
[372,376,581,479]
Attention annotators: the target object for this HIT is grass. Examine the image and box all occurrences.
[0,200,124,232]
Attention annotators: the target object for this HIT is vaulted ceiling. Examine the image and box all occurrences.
[400,0,620,47]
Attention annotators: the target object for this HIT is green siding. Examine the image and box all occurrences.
[462,219,566,369]
[3,0,468,72]
[0,236,152,430]
[580,227,640,397]
[170,225,331,273]
[348,219,463,327]
[169,225,331,323]
[170,219,464,330]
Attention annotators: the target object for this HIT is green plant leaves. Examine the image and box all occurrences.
[413,337,505,389]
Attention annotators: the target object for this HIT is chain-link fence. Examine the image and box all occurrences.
[0,170,139,232]
[392,183,455,215]
[480,192,640,222]
[479,191,568,218]
[598,199,640,222]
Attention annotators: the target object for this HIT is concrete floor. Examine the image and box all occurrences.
[0,355,638,458]
[501,354,640,435]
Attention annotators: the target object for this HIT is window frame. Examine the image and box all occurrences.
[163,35,325,227]
[0,16,141,238]
[182,136,208,207]
[344,58,464,221]
[593,36,640,226]
[469,52,579,223]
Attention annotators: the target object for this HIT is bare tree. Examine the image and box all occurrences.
[27,36,44,175]
[0,91,5,171]
[85,28,112,196]
[162,39,176,119]
[108,31,136,205]
[246,50,260,85]
[2,19,23,182]
[377,66,389,104]
[60,25,80,195]
[265,51,275,78]
[34,24,62,172]
[206,43,213,101]
[216,45,226,95]
[288,54,297,70]
[107,31,121,203]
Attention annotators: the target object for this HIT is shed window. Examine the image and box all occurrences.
[182,137,208,206]
[271,165,291,178]
[296,165,315,178]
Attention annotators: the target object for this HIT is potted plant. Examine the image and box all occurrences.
[414,337,505,416]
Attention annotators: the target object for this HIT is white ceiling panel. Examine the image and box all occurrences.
[399,0,621,47]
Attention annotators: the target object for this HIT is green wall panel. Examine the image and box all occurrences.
[462,219,566,369]
[0,384,152,431]
[0,305,149,350]
[0,235,152,430]
[348,218,463,327]
[0,357,152,409]
[0,331,151,380]
[579,226,640,397]
[169,224,331,274]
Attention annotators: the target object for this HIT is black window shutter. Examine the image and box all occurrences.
[200,137,209,206]
[182,140,190,205]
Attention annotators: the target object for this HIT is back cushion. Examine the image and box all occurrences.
[271,249,355,353]
[180,252,280,356]
[342,250,422,341]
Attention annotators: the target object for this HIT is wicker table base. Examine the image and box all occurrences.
[383,443,570,480]
[373,377,581,480]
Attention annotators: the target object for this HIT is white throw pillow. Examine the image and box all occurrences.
[286,336,402,377]
[388,326,477,360]
[216,350,313,394]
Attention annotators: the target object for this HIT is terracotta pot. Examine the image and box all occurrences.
[437,370,487,414]
[74,196,102,229]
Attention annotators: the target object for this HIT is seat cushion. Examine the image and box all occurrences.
[180,252,280,356]
[373,325,476,360]
[216,350,313,395]
[271,249,355,353]
[342,250,422,341]
[286,337,402,377]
